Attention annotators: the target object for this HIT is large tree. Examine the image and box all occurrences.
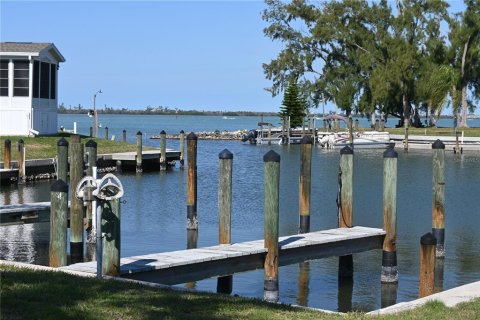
[280,77,306,127]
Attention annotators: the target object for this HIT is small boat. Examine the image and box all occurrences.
[318,131,392,149]
[222,116,236,120]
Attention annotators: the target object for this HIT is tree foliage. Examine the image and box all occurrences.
[280,77,306,127]
[263,0,479,128]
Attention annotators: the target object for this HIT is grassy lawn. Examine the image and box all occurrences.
[383,127,480,137]
[0,134,153,161]
[1,265,479,320]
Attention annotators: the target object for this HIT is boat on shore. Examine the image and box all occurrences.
[317,131,392,149]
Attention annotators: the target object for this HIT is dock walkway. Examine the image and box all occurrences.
[61,226,385,284]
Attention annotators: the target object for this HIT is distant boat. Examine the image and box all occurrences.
[222,116,236,120]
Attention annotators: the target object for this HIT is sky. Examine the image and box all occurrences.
[0,0,467,113]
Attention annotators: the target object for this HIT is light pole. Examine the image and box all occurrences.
[93,90,102,138]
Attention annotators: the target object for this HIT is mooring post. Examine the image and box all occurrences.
[381,147,398,283]
[122,129,126,144]
[136,131,143,173]
[338,145,354,278]
[380,118,385,132]
[160,130,167,171]
[90,126,93,138]
[17,139,25,181]
[297,262,310,306]
[348,116,354,146]
[354,119,359,131]
[85,140,97,231]
[49,179,68,267]
[56,138,69,182]
[179,130,185,168]
[101,198,121,276]
[432,139,445,258]
[3,139,11,169]
[263,150,280,303]
[105,126,109,140]
[299,135,312,233]
[69,134,84,263]
[419,232,436,298]
[404,125,409,151]
[217,149,233,294]
[187,132,198,230]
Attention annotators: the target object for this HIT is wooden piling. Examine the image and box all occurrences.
[380,119,385,132]
[299,135,312,234]
[101,198,121,276]
[179,130,185,168]
[122,129,127,143]
[187,132,198,230]
[160,130,167,171]
[381,147,398,283]
[404,125,409,151]
[85,140,97,227]
[354,119,359,131]
[419,232,436,298]
[432,140,445,258]
[297,262,310,306]
[105,126,109,140]
[217,149,233,294]
[136,131,143,173]
[338,145,354,278]
[49,179,68,267]
[90,126,93,138]
[69,134,84,263]
[3,139,11,169]
[56,138,69,182]
[348,116,354,146]
[17,139,25,181]
[263,150,280,303]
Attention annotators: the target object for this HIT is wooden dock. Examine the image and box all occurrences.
[60,226,385,284]
[0,201,69,226]
[110,149,180,162]
[0,168,18,185]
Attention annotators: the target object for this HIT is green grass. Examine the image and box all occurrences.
[383,127,480,137]
[1,265,479,320]
[0,134,153,161]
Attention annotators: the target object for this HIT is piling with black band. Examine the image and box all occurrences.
[431,139,445,258]
[419,232,436,298]
[17,139,25,180]
[187,132,198,230]
[160,130,167,171]
[263,150,280,302]
[56,138,69,182]
[136,131,143,173]
[382,146,398,283]
[122,129,127,143]
[49,179,68,267]
[299,135,312,234]
[69,134,84,264]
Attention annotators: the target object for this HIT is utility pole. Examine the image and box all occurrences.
[93,90,102,138]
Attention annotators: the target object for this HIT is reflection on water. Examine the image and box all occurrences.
[1,141,480,312]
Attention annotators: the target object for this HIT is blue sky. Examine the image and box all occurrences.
[1,1,467,113]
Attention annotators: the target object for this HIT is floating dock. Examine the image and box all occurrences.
[60,226,385,284]
[0,168,19,185]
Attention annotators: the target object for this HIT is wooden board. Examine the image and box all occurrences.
[110,149,180,161]
[61,226,385,284]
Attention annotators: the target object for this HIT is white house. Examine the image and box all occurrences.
[0,42,65,136]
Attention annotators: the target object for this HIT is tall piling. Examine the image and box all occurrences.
[56,138,69,182]
[17,139,25,181]
[160,130,167,171]
[217,149,233,294]
[105,126,109,140]
[136,131,143,173]
[404,125,409,151]
[69,134,84,263]
[338,145,354,278]
[101,198,121,276]
[179,130,185,168]
[3,139,11,169]
[348,116,354,146]
[432,139,445,258]
[90,126,93,138]
[354,119,359,131]
[381,147,398,283]
[299,135,312,233]
[85,140,97,230]
[419,232,436,298]
[49,179,68,267]
[122,129,127,143]
[263,150,280,302]
[187,132,198,230]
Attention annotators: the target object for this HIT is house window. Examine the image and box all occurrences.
[13,60,29,97]
[40,62,50,99]
[33,61,40,98]
[0,60,8,97]
[50,64,56,99]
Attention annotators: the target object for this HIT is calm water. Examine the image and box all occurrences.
[1,114,480,312]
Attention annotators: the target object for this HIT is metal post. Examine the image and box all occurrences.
[49,179,68,267]
[432,140,445,258]
[217,149,233,294]
[381,147,398,283]
[263,150,280,303]
[338,145,354,278]
[187,132,198,230]
[56,138,68,182]
[299,135,312,233]
[160,130,167,171]
[419,232,436,298]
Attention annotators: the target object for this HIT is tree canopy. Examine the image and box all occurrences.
[263,0,480,128]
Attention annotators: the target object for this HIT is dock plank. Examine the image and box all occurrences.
[60,226,385,284]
